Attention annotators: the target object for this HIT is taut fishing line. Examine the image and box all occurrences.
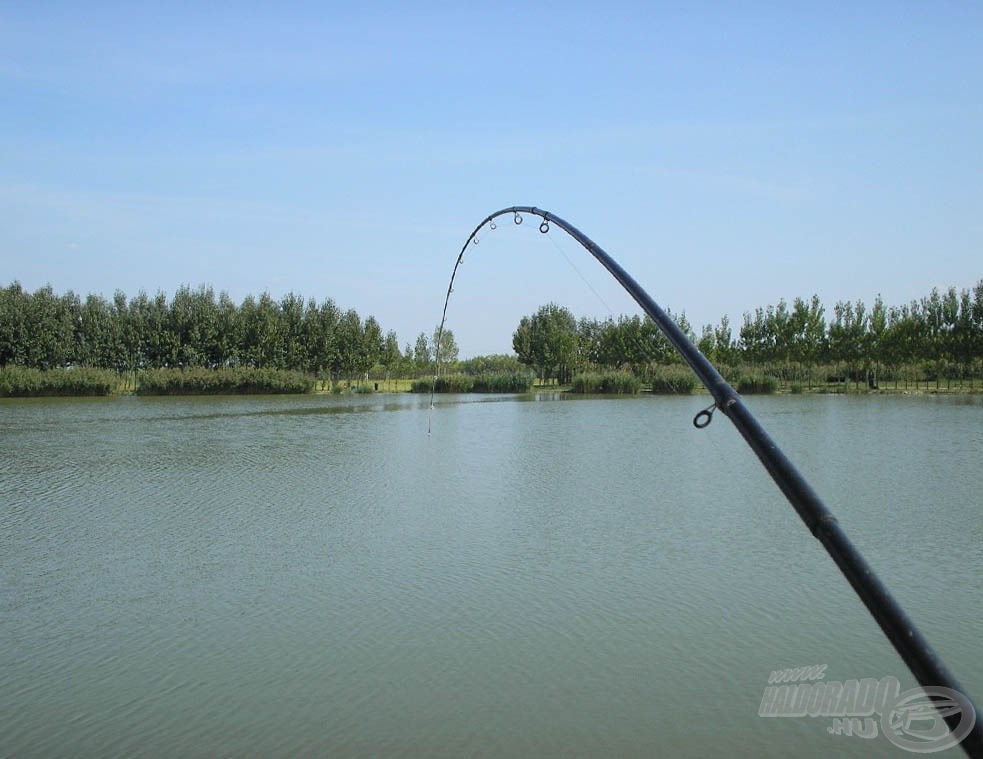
[543,224,616,317]
[426,205,982,757]
[541,221,701,395]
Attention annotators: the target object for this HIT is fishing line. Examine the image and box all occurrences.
[543,226,616,317]
[541,222,704,394]
[428,210,723,406]
[544,221,664,386]
[529,221,684,392]
[426,206,983,756]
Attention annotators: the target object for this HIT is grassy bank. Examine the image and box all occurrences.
[410,372,535,394]
[2,365,980,399]
[0,366,119,397]
[135,367,315,395]
[570,371,642,394]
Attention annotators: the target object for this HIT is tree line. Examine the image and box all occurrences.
[5,279,981,390]
[0,282,458,381]
[514,281,983,389]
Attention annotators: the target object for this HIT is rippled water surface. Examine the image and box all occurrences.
[2,393,981,757]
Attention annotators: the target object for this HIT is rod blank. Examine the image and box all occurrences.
[438,206,982,757]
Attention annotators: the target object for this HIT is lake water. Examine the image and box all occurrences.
[1,392,981,757]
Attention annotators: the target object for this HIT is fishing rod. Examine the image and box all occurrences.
[431,205,982,756]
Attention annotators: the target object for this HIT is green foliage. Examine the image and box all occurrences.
[432,325,459,367]
[0,366,118,397]
[648,366,697,394]
[379,330,402,378]
[410,374,473,393]
[413,332,432,370]
[470,371,535,393]
[535,279,983,391]
[4,280,983,392]
[571,371,642,394]
[410,371,533,393]
[737,374,779,394]
[0,282,386,381]
[459,354,524,375]
[135,367,314,395]
[594,314,668,368]
[513,303,579,384]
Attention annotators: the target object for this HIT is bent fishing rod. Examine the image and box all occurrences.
[431,206,981,756]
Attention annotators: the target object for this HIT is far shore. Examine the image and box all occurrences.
[2,367,980,400]
[326,381,980,397]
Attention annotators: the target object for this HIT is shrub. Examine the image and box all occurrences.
[0,366,118,397]
[470,371,535,393]
[571,373,602,393]
[571,371,642,394]
[458,354,525,374]
[648,366,697,394]
[737,374,779,394]
[135,367,315,395]
[436,375,473,393]
[410,372,533,394]
[410,375,474,393]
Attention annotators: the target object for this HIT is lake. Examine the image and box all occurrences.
[1,392,981,757]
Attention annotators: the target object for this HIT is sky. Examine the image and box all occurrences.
[1,1,981,356]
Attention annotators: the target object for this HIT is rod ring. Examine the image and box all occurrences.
[514,213,522,225]
[693,407,715,429]
[539,220,550,234]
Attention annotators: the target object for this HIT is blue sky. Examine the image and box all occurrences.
[2,1,981,356]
